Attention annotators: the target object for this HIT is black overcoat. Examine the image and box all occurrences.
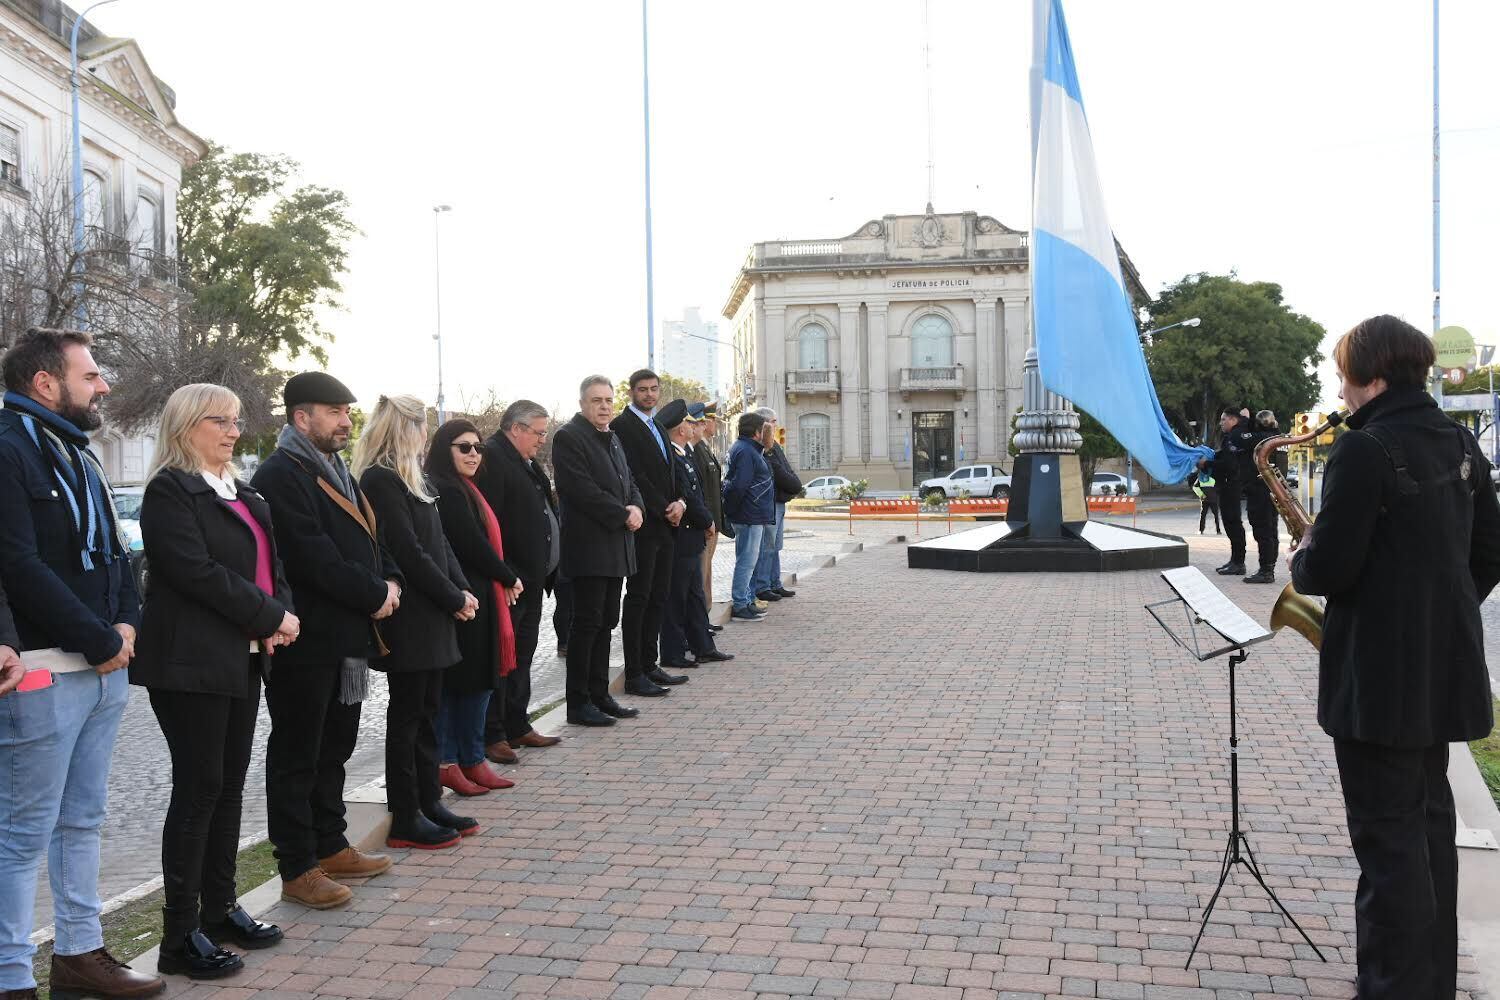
[250,449,401,667]
[552,413,643,579]
[609,408,680,540]
[1291,387,1500,747]
[359,466,468,674]
[473,432,558,588]
[433,474,511,694]
[131,468,293,697]
[692,441,726,532]
[670,444,713,559]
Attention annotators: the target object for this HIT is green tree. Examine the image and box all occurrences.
[613,373,711,413]
[1144,273,1323,444]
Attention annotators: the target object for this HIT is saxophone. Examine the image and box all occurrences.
[1253,410,1345,649]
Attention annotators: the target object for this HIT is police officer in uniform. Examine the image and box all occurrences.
[1241,409,1282,583]
[1200,405,1257,576]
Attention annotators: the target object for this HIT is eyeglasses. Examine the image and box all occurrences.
[520,425,548,441]
[452,441,484,455]
[204,416,246,433]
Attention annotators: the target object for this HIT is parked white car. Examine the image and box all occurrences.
[1089,472,1140,496]
[920,464,1011,500]
[803,475,852,500]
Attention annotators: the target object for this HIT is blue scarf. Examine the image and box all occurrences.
[3,391,126,571]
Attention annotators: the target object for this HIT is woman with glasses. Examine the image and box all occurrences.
[133,385,299,980]
[354,395,480,849]
[426,419,522,794]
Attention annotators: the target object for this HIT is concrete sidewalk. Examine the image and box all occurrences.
[154,518,1489,999]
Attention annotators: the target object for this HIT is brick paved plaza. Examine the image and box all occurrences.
[169,515,1489,1000]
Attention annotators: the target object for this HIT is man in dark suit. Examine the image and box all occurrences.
[552,375,645,726]
[609,369,688,697]
[475,400,564,760]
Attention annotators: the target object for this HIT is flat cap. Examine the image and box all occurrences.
[284,371,356,409]
[656,398,689,431]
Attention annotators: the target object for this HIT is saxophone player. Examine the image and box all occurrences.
[1289,315,1500,1000]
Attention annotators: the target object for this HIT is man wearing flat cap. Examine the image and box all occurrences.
[251,373,404,909]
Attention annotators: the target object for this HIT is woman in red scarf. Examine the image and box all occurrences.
[426,420,522,796]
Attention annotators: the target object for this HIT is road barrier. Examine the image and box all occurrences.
[1086,495,1137,513]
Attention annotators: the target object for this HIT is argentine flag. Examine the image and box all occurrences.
[1030,0,1210,484]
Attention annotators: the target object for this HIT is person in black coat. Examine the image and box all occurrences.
[552,376,645,726]
[1290,315,1500,1000]
[692,403,727,613]
[250,372,403,909]
[1201,406,1257,577]
[133,384,299,979]
[473,401,564,760]
[754,419,803,603]
[609,369,688,696]
[426,419,523,787]
[658,403,733,669]
[354,395,481,850]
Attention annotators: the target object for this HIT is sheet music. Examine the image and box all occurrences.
[1160,567,1271,646]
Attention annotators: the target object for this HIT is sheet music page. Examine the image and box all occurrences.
[1160,567,1271,646]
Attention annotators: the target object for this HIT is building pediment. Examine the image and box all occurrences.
[82,38,167,121]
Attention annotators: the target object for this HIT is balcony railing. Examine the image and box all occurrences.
[84,226,131,269]
[899,365,965,399]
[786,368,839,402]
[134,248,177,284]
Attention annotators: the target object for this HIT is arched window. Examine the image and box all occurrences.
[82,169,107,228]
[798,323,829,369]
[910,314,954,367]
[800,413,832,469]
[134,193,162,254]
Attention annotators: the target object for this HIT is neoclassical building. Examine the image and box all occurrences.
[721,210,1147,489]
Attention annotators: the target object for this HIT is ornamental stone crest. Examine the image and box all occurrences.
[917,214,944,248]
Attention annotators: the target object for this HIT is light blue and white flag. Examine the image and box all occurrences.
[1030,0,1210,483]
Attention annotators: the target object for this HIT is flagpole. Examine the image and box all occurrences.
[641,0,656,370]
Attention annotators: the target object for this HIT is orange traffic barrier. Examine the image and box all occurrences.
[849,498,920,515]
[947,498,1008,515]
[1087,495,1137,513]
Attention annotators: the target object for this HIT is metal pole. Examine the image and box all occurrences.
[641,0,656,370]
[1432,0,1444,402]
[433,205,451,424]
[70,0,119,327]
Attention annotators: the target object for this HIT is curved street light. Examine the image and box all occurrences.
[432,205,452,423]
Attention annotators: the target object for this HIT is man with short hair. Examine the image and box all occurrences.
[1240,409,1283,584]
[659,401,733,668]
[251,372,402,910]
[609,369,688,696]
[553,376,645,726]
[722,411,774,622]
[1201,405,1257,578]
[752,407,802,604]
[692,402,726,616]
[0,328,165,999]
[476,400,563,762]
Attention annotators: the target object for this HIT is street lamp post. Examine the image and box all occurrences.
[70,0,119,325]
[432,204,452,424]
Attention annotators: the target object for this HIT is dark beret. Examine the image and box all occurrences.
[284,372,356,409]
[655,398,688,431]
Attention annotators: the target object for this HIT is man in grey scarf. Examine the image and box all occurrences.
[251,372,404,910]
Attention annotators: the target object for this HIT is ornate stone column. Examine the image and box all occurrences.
[837,303,861,465]
[868,305,890,462]
[765,305,786,419]
[974,294,998,462]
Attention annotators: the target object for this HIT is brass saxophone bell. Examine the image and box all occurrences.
[1269,582,1323,650]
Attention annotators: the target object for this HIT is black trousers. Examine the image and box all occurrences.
[384,669,444,816]
[148,665,260,940]
[1244,481,1280,571]
[1198,488,1220,532]
[265,660,361,880]
[1218,483,1246,563]
[485,585,543,744]
[552,576,573,648]
[660,550,714,664]
[621,531,674,679]
[566,575,622,710]
[1334,740,1457,1000]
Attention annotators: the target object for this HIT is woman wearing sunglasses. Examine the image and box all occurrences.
[425,420,521,796]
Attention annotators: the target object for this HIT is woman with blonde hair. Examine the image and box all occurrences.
[353,395,480,849]
[133,383,299,979]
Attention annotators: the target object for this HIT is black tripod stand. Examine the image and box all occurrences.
[1183,648,1326,970]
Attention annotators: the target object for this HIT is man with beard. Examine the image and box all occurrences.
[0,328,165,999]
[251,373,402,910]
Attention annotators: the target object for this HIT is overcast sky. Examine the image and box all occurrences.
[91,0,1500,416]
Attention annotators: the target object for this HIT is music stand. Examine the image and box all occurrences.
[1145,567,1328,970]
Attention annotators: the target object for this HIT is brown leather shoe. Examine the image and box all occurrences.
[50,947,165,998]
[485,740,519,764]
[318,846,392,879]
[513,730,562,748]
[281,867,353,909]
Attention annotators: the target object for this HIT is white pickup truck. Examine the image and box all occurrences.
[919,464,1012,500]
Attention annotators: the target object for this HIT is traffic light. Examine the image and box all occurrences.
[776,426,786,446]
[1292,412,1317,437]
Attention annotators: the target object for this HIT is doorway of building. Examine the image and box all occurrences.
[911,411,954,487]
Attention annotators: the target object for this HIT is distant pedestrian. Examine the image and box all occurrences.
[1191,468,1220,535]
[354,395,482,849]
[722,411,774,622]
[251,372,400,909]
[0,328,165,999]
[135,384,299,979]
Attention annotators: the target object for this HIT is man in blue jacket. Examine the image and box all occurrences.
[0,328,165,999]
[721,411,775,623]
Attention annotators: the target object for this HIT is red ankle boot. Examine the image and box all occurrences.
[460,763,515,790]
[440,763,489,796]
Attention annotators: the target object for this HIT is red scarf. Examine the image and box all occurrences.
[463,478,517,676]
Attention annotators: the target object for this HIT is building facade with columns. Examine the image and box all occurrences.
[721,210,1145,490]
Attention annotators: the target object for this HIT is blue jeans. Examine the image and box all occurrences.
[730,522,766,609]
[0,668,128,989]
[752,503,785,595]
[436,689,491,767]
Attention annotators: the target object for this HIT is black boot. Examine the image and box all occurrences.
[386,812,460,850]
[1215,562,1246,575]
[1243,568,1275,584]
[157,928,244,979]
[424,801,480,837]
[201,903,282,949]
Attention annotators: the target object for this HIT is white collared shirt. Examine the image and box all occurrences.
[201,468,237,500]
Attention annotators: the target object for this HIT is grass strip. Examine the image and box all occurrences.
[1468,698,1500,809]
